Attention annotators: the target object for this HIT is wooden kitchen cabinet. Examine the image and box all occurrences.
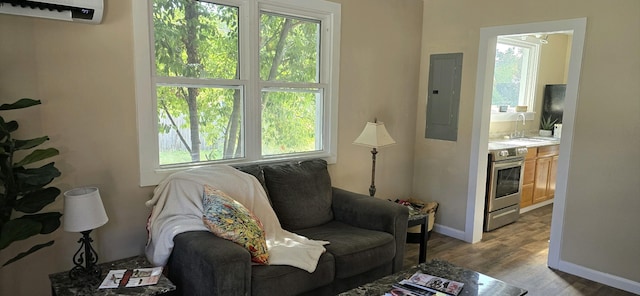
[532,145,559,204]
[549,155,559,197]
[533,157,551,203]
[520,148,537,208]
[537,144,559,158]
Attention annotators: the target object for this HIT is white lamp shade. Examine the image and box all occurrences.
[353,121,396,148]
[63,187,109,232]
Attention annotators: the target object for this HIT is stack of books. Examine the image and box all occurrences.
[385,271,464,296]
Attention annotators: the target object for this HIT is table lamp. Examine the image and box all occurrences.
[63,187,109,280]
[353,119,396,196]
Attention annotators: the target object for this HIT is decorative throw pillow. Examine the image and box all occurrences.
[201,185,269,264]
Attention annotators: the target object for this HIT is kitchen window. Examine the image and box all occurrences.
[133,0,341,186]
[491,37,540,114]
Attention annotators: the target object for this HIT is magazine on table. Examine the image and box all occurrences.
[386,282,447,296]
[385,285,420,296]
[402,271,464,296]
[98,267,163,289]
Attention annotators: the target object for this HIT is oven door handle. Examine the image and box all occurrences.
[493,208,519,219]
[493,159,524,169]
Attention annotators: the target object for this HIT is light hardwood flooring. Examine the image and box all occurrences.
[403,204,636,296]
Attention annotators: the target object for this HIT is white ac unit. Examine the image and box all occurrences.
[0,0,103,24]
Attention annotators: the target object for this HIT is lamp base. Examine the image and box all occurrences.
[69,263,102,282]
[69,230,102,281]
[369,148,378,197]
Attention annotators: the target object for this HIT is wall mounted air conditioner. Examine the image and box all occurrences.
[0,0,103,24]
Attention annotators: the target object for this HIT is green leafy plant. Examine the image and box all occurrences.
[0,98,62,267]
[540,116,558,130]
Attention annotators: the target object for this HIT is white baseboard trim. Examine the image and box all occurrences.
[432,223,466,241]
[557,260,640,294]
[520,199,554,214]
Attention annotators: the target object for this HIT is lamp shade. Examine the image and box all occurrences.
[353,121,396,148]
[63,187,109,232]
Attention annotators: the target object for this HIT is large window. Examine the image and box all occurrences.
[133,0,341,185]
[491,37,540,111]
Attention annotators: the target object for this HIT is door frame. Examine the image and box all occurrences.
[466,18,587,269]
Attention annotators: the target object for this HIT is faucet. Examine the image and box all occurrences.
[512,113,526,138]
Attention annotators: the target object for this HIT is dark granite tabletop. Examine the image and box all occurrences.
[339,259,527,296]
[408,213,428,226]
[49,255,175,296]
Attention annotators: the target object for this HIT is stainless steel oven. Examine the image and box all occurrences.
[485,144,528,231]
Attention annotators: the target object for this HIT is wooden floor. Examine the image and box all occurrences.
[403,204,635,296]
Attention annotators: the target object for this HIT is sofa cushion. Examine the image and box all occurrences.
[201,185,269,264]
[297,220,395,279]
[262,159,333,230]
[251,252,335,296]
[235,164,270,200]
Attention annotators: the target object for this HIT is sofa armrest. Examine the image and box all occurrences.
[168,231,252,296]
[332,187,409,272]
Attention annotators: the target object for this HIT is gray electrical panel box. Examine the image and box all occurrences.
[425,53,463,141]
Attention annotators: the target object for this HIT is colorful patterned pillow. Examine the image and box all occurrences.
[202,185,269,264]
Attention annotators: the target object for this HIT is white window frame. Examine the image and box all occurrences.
[490,37,540,122]
[132,0,341,186]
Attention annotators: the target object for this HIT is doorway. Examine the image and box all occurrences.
[466,18,587,270]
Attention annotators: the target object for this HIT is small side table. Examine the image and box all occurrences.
[407,213,429,263]
[49,255,176,296]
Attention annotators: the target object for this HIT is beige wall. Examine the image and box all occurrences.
[0,0,423,295]
[328,0,423,199]
[413,0,639,286]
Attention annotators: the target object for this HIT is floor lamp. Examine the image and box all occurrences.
[353,119,396,196]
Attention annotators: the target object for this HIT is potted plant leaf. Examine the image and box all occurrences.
[539,116,557,137]
[0,98,62,267]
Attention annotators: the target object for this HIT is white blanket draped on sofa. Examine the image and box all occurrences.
[145,165,329,273]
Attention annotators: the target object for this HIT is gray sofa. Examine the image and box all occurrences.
[167,159,409,296]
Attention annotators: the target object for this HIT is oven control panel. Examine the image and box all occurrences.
[490,146,527,161]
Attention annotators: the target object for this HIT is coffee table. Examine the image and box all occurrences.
[339,259,527,296]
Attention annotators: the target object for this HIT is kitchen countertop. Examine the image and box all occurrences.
[489,136,560,150]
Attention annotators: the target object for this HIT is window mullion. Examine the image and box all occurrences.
[155,76,248,87]
[261,81,327,89]
[244,0,261,160]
